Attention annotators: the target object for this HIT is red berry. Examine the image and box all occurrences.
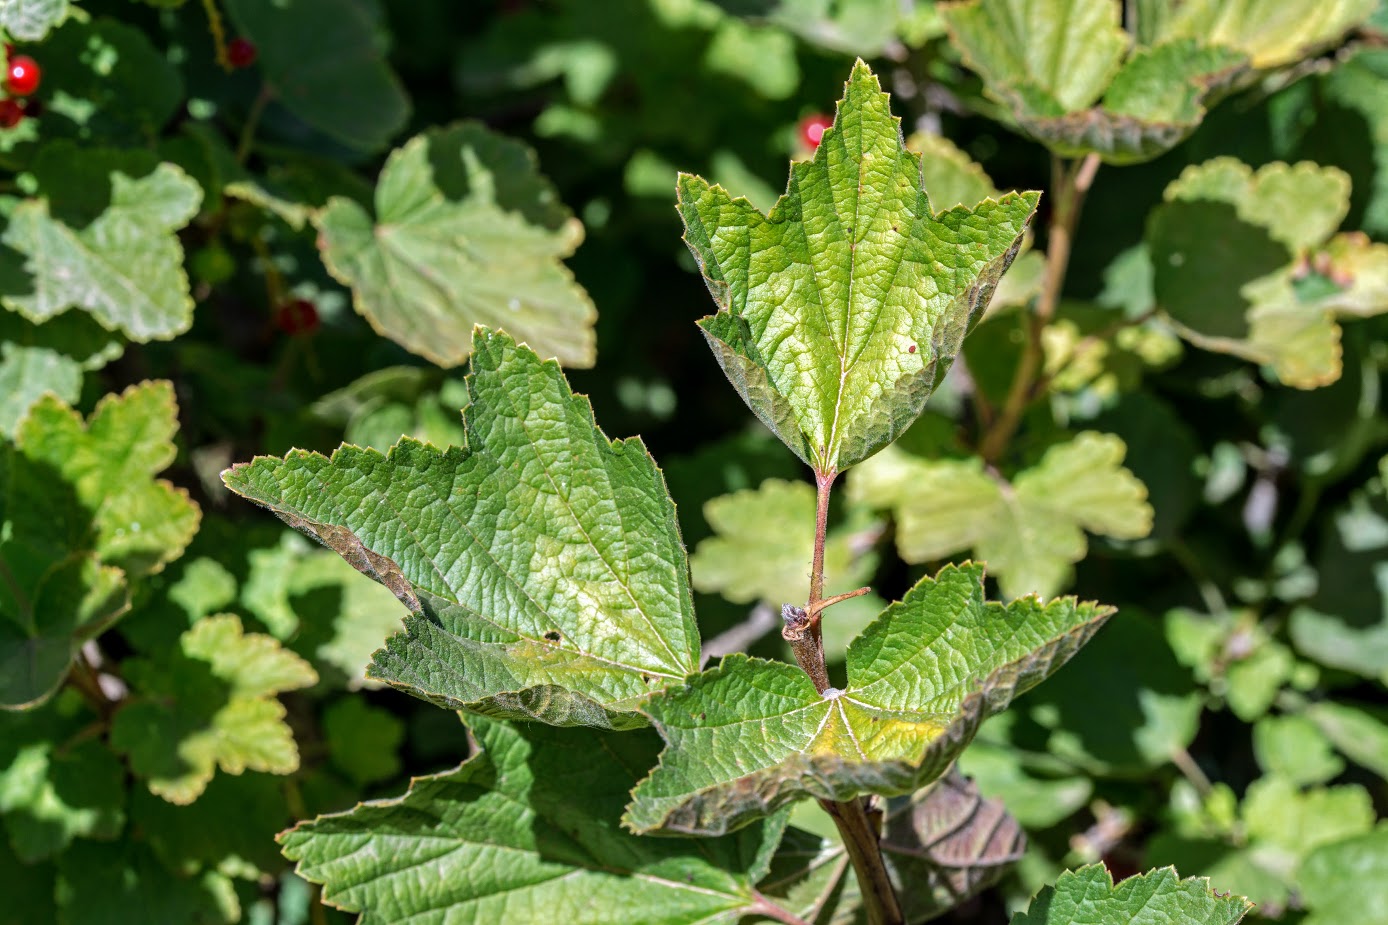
[0,99,23,129]
[275,298,320,336]
[798,113,833,150]
[227,37,257,69]
[6,55,39,96]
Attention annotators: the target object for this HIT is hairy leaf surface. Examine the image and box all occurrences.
[679,60,1037,472]
[280,716,786,925]
[1012,864,1251,924]
[224,329,699,728]
[625,563,1110,834]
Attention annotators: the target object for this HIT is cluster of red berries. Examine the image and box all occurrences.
[0,46,40,129]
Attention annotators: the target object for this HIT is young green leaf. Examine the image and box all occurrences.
[941,0,1248,164]
[315,123,597,368]
[624,563,1111,835]
[1012,864,1251,924]
[223,328,700,728]
[280,716,788,925]
[0,146,202,341]
[849,432,1152,598]
[1148,0,1376,69]
[110,614,317,804]
[0,381,198,710]
[690,478,879,607]
[679,60,1037,474]
[0,310,123,438]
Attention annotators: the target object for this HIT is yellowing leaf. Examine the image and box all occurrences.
[624,563,1110,835]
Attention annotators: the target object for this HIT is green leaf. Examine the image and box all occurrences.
[132,773,292,880]
[223,329,699,728]
[110,614,317,804]
[1304,700,1388,778]
[957,741,1092,828]
[1240,776,1375,864]
[1148,0,1376,69]
[17,381,200,577]
[280,716,786,925]
[1253,713,1344,785]
[1300,829,1388,925]
[712,0,932,55]
[315,122,597,368]
[322,698,403,786]
[624,563,1111,835]
[690,478,878,607]
[41,18,184,143]
[0,310,123,438]
[240,530,407,689]
[55,839,239,925]
[911,132,1003,211]
[0,147,203,341]
[679,60,1037,473]
[223,0,409,153]
[0,381,198,710]
[0,701,126,862]
[850,432,1152,598]
[1148,157,1380,389]
[0,0,68,41]
[1011,864,1251,924]
[941,0,1248,164]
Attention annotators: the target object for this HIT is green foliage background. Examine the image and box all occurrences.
[3,0,1388,922]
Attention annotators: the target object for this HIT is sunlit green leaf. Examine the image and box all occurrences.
[1011,864,1250,924]
[680,60,1037,473]
[625,563,1110,835]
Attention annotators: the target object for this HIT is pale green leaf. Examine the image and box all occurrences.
[1300,829,1388,925]
[956,742,1093,828]
[17,381,201,577]
[0,310,123,438]
[712,0,932,55]
[1149,158,1372,388]
[849,433,1152,598]
[0,149,202,341]
[941,1,1248,164]
[910,132,1000,211]
[223,0,409,153]
[223,329,699,728]
[1253,714,1344,785]
[110,614,317,804]
[680,60,1037,473]
[0,0,68,41]
[280,716,786,925]
[1011,864,1251,925]
[1150,0,1376,68]
[1304,700,1388,778]
[624,562,1111,835]
[315,122,596,368]
[1240,777,1375,863]
[690,478,878,607]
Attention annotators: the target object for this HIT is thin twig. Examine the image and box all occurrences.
[978,152,1101,463]
[236,84,272,165]
[1171,746,1214,797]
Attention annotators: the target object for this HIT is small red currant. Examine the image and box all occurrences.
[227,37,258,69]
[798,113,833,150]
[6,55,39,96]
[0,99,23,129]
[275,298,320,336]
